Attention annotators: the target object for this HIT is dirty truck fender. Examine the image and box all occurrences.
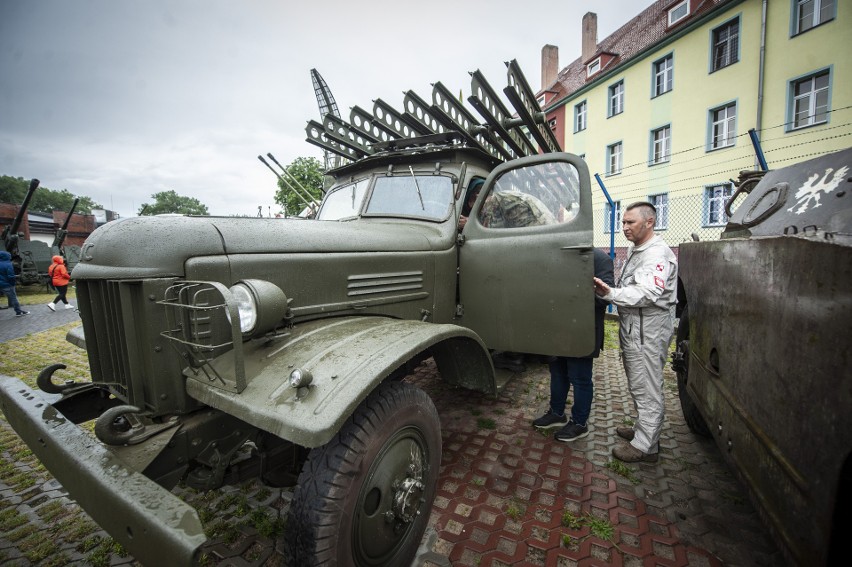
[0,375,206,566]
[186,316,496,448]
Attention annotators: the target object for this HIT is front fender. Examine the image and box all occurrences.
[185,316,495,447]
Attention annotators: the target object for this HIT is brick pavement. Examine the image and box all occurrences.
[0,318,784,566]
[0,301,80,343]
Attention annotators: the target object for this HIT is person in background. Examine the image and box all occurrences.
[47,255,74,311]
[593,202,678,463]
[533,248,614,441]
[0,251,28,317]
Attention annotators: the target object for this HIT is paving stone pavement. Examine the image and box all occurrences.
[0,318,786,566]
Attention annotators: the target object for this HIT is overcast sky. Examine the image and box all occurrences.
[1,0,656,219]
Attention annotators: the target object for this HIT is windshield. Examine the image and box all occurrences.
[365,174,453,220]
[317,179,369,220]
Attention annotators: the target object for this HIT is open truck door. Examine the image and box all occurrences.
[459,153,595,357]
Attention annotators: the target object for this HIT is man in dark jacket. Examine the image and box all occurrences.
[0,251,28,317]
[532,248,614,441]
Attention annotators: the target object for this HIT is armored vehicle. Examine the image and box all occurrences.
[673,147,851,566]
[0,61,597,566]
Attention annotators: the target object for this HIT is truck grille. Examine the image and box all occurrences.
[76,279,145,404]
[76,278,220,415]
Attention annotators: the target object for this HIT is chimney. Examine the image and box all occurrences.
[582,12,598,63]
[541,44,559,90]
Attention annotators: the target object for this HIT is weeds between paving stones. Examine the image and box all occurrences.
[605,459,640,484]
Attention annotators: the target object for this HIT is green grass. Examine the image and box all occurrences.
[605,459,640,484]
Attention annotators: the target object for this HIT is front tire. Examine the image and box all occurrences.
[285,381,441,566]
[674,307,710,437]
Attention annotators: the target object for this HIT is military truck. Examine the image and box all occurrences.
[0,61,597,566]
[672,147,851,566]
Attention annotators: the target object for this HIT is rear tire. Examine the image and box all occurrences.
[674,307,711,437]
[285,381,441,566]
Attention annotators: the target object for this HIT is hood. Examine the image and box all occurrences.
[52,255,63,263]
[0,251,10,261]
[70,215,453,280]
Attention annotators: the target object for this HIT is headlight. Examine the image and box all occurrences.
[225,280,289,336]
[227,283,257,333]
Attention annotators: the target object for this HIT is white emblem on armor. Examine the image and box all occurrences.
[788,165,849,214]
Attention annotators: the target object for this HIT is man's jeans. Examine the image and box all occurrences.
[0,285,23,314]
[548,357,594,426]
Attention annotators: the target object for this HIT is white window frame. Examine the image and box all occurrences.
[604,200,622,233]
[606,142,623,176]
[651,125,671,164]
[650,193,669,230]
[793,0,836,35]
[790,69,830,130]
[587,58,601,77]
[653,55,673,97]
[574,100,587,132]
[704,183,733,226]
[668,1,690,26]
[711,17,739,72]
[537,94,546,108]
[608,81,624,117]
[709,102,736,150]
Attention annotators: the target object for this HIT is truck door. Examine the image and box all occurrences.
[459,153,594,357]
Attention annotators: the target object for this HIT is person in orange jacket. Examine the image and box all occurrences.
[47,255,74,311]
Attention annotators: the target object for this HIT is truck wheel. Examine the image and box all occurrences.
[285,381,440,566]
[674,307,710,437]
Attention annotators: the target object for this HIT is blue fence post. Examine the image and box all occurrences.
[748,128,768,171]
[594,173,615,259]
[594,173,615,313]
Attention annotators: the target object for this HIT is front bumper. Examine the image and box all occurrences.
[0,375,206,566]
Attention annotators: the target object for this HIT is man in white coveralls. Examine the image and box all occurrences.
[593,201,678,463]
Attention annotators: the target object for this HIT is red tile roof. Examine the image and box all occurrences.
[542,0,735,109]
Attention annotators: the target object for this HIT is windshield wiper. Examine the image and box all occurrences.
[409,166,425,210]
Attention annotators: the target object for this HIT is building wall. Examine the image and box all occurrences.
[552,0,850,251]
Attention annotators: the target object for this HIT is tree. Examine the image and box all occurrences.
[273,157,325,216]
[138,190,209,216]
[0,175,102,214]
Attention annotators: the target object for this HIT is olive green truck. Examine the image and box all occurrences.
[0,62,598,566]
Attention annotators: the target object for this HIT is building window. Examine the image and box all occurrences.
[587,58,601,77]
[790,69,830,129]
[650,193,669,230]
[574,101,587,132]
[710,103,736,149]
[537,94,546,107]
[704,183,733,226]
[653,55,673,96]
[606,142,623,175]
[547,118,557,132]
[651,126,671,164]
[668,1,689,25]
[608,81,624,117]
[604,200,622,233]
[712,18,739,71]
[794,0,835,34]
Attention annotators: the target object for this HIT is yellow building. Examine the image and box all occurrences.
[539,0,850,251]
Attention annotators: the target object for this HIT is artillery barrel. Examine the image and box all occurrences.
[3,178,40,251]
[53,197,80,248]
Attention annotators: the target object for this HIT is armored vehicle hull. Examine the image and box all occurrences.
[674,147,852,566]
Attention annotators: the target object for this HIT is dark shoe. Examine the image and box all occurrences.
[616,427,635,441]
[15,311,30,317]
[612,443,658,463]
[532,411,567,429]
[492,352,526,373]
[555,421,589,442]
